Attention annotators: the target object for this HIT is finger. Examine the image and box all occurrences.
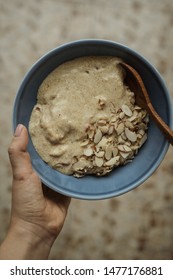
[8,124,33,180]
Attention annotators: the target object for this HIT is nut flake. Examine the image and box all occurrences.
[119,112,125,119]
[94,129,102,144]
[112,147,118,157]
[80,139,89,147]
[105,156,120,166]
[95,151,105,157]
[120,152,130,159]
[121,104,133,116]
[100,125,109,134]
[105,146,113,160]
[123,145,132,152]
[125,127,137,142]
[108,125,114,135]
[95,157,104,167]
[97,136,108,147]
[116,123,125,135]
[83,147,93,156]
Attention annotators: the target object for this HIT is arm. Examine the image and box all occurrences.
[0,124,71,260]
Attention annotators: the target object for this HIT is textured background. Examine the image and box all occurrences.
[0,0,173,259]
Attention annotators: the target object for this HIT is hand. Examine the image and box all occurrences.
[0,124,71,259]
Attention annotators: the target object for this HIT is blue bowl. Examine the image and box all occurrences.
[13,39,173,200]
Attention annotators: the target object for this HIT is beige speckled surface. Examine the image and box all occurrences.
[0,0,173,259]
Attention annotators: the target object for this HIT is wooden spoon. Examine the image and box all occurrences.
[119,62,173,145]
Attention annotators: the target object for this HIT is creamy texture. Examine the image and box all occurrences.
[29,56,149,177]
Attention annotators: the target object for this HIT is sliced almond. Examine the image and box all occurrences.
[88,129,95,139]
[128,110,138,122]
[124,121,134,129]
[125,141,131,146]
[94,129,102,144]
[97,136,108,147]
[108,125,114,135]
[117,144,125,152]
[83,147,93,157]
[121,132,127,140]
[80,139,89,147]
[134,105,142,111]
[125,127,137,142]
[116,122,125,135]
[111,115,118,122]
[105,156,120,166]
[137,133,143,139]
[121,104,133,117]
[95,151,105,157]
[98,119,107,126]
[105,146,113,160]
[112,147,118,157]
[141,110,147,119]
[118,135,125,144]
[123,145,132,152]
[119,111,125,119]
[74,173,83,178]
[100,125,109,134]
[95,157,104,167]
[120,152,130,159]
[118,144,131,152]
[138,129,145,136]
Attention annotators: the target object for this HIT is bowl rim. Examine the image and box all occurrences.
[13,39,173,200]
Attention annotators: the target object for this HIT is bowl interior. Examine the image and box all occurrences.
[13,40,173,199]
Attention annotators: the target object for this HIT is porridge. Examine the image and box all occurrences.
[29,56,149,177]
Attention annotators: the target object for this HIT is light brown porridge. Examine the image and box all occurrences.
[29,56,149,177]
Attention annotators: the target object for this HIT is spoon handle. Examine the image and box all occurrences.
[147,102,173,146]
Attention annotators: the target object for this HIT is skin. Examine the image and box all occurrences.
[0,124,71,260]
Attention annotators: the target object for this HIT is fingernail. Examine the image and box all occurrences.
[14,124,23,137]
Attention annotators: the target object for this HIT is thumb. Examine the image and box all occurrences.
[8,124,33,181]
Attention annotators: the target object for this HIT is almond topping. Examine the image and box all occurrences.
[95,157,104,167]
[105,156,120,166]
[108,125,114,135]
[116,123,125,135]
[94,129,102,144]
[105,146,113,160]
[97,136,108,147]
[120,152,130,159]
[83,147,93,156]
[100,126,109,134]
[112,147,118,157]
[121,104,133,117]
[80,140,89,147]
[119,112,125,119]
[95,151,105,157]
[125,127,137,142]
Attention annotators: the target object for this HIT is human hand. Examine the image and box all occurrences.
[0,124,70,259]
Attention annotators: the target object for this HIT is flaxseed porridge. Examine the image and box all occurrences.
[29,56,149,177]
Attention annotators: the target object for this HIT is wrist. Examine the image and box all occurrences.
[10,216,56,247]
[0,218,56,260]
